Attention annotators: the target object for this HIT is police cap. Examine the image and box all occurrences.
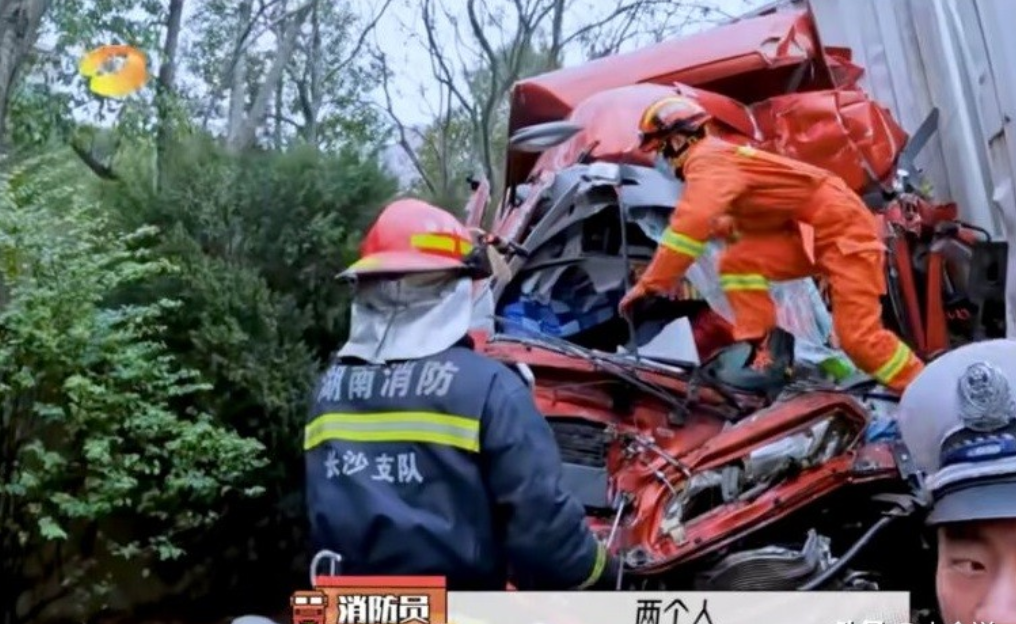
[896,338,1016,525]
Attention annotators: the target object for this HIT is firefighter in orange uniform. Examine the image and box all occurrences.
[619,94,924,394]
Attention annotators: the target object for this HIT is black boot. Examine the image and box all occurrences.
[699,328,796,397]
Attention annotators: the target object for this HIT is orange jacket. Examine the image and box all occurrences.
[654,136,839,280]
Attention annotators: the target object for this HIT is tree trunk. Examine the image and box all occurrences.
[272,0,288,148]
[228,0,314,152]
[0,0,52,151]
[225,0,253,147]
[273,71,284,148]
[549,0,565,69]
[303,0,322,145]
[155,0,186,190]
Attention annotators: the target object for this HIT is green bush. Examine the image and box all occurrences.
[0,150,268,624]
[105,135,398,358]
[86,134,399,614]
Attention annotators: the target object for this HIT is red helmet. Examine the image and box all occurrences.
[637,95,712,153]
[339,199,483,280]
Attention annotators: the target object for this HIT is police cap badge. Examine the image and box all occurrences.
[957,361,1016,432]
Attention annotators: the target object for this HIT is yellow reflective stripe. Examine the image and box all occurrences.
[736,145,757,157]
[348,257,382,269]
[660,228,706,258]
[304,411,480,453]
[410,233,474,256]
[575,542,607,589]
[719,273,770,291]
[873,342,913,384]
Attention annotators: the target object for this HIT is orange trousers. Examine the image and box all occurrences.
[715,185,924,393]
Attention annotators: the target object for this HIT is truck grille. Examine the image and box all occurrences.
[548,418,607,468]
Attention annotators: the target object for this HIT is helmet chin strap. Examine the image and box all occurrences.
[666,134,701,180]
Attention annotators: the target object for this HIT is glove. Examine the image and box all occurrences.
[619,282,652,319]
[619,246,695,319]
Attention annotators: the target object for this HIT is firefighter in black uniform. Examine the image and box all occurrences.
[304,198,620,590]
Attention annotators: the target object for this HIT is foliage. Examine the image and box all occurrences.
[89,133,397,610]
[0,150,267,624]
[5,84,75,151]
[104,133,398,356]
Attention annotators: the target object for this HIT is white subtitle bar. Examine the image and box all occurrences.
[447,591,911,624]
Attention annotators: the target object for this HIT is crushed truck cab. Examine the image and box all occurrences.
[461,0,1008,609]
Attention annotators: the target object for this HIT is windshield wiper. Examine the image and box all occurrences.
[491,323,690,424]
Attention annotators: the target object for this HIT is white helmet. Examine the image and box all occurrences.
[896,338,1016,524]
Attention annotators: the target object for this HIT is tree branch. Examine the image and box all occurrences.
[228,0,315,151]
[466,0,500,83]
[374,51,436,194]
[220,0,285,89]
[319,0,396,86]
[421,0,474,114]
[559,0,657,50]
[69,142,118,180]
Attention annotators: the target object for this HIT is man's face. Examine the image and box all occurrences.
[937,519,1016,624]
